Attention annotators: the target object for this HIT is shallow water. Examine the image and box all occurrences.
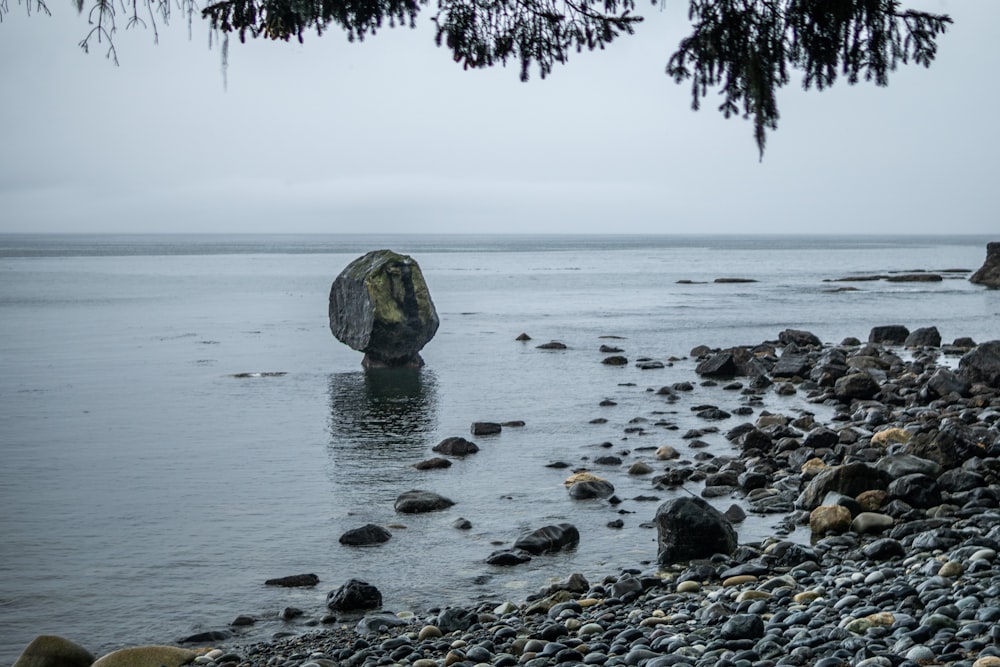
[1,234,997,664]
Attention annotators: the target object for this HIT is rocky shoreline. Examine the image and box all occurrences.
[15,325,1000,667]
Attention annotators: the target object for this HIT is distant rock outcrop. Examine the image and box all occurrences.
[329,250,439,367]
[970,242,1000,288]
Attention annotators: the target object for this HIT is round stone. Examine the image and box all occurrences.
[677,580,701,594]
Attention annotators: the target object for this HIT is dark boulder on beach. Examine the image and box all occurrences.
[394,489,455,513]
[959,340,1000,387]
[513,523,580,555]
[969,241,1000,287]
[834,372,880,400]
[264,573,320,587]
[328,249,439,367]
[655,496,737,565]
[778,329,822,347]
[696,351,738,378]
[796,462,888,510]
[869,325,910,345]
[339,524,392,546]
[771,351,813,379]
[326,579,382,612]
[904,326,941,348]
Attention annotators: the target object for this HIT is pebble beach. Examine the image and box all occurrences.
[21,324,1000,667]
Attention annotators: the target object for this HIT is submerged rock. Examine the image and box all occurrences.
[264,573,320,587]
[513,523,580,555]
[329,250,439,367]
[394,490,455,513]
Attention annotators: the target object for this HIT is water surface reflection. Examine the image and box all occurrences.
[326,369,438,485]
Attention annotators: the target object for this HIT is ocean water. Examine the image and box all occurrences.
[0,234,996,664]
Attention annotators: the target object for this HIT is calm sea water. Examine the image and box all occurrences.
[1,234,997,664]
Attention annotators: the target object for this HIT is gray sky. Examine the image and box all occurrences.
[0,0,996,234]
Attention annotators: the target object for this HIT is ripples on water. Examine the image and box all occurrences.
[0,234,997,664]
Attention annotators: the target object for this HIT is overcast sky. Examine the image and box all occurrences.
[0,0,996,234]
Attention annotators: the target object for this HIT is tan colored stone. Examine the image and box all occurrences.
[655,446,680,461]
[938,561,964,578]
[793,590,823,604]
[628,462,654,475]
[92,647,196,667]
[13,636,94,667]
[735,590,771,602]
[676,580,701,594]
[800,458,828,479]
[870,427,911,448]
[856,490,888,512]
[418,625,442,641]
[973,657,1000,667]
[563,472,605,487]
[845,612,895,634]
[809,505,853,535]
[722,575,758,587]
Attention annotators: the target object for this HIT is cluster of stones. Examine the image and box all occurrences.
[98,521,1000,667]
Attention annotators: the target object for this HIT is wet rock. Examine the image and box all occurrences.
[888,473,942,508]
[264,573,320,587]
[905,326,942,348]
[326,579,382,612]
[970,241,1000,287]
[471,422,502,436]
[413,457,452,470]
[433,436,480,455]
[537,341,568,350]
[513,524,580,555]
[92,647,197,667]
[772,352,813,379]
[927,368,971,398]
[796,462,888,510]
[394,490,455,513]
[720,613,765,640]
[568,479,615,499]
[339,524,392,546]
[328,250,439,367]
[960,340,1000,387]
[779,329,822,347]
[602,355,628,366]
[696,351,738,378]
[437,607,477,633]
[869,325,910,345]
[835,372,881,401]
[655,496,737,565]
[178,631,230,644]
[486,549,532,566]
[809,505,853,535]
[12,636,95,667]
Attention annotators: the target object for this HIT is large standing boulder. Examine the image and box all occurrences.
[970,242,1000,287]
[329,250,439,367]
[655,496,738,565]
